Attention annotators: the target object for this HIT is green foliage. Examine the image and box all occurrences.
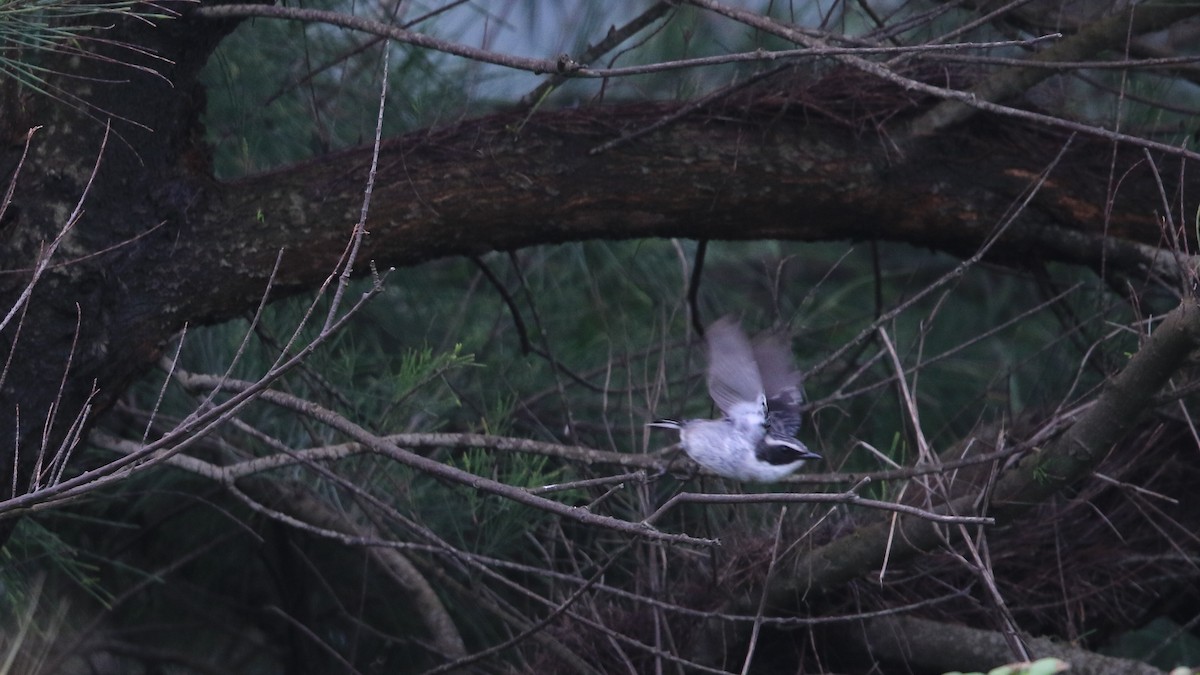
[1103,617,1200,671]
[417,447,571,557]
[0,518,109,609]
[200,0,475,177]
[0,519,116,675]
[0,0,169,107]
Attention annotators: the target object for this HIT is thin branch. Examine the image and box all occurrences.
[472,256,532,355]
[0,125,105,336]
[687,239,708,338]
[924,52,1200,71]
[265,605,364,674]
[324,43,389,332]
[517,1,674,109]
[575,35,1061,78]
[107,416,1042,488]
[741,506,787,675]
[0,265,387,517]
[193,4,566,74]
[808,135,1074,379]
[142,370,717,547]
[193,3,1059,80]
[530,471,649,495]
[507,252,578,439]
[685,0,1200,161]
[774,297,1200,601]
[0,125,38,229]
[643,483,995,526]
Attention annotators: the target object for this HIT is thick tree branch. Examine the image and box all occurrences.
[844,616,1161,675]
[178,105,1196,331]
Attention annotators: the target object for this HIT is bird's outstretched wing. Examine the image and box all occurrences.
[704,316,766,430]
[752,330,804,437]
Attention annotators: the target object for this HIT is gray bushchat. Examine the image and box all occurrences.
[648,316,820,481]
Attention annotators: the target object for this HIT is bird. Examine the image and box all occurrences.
[648,316,821,482]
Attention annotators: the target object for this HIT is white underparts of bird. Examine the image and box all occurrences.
[648,316,820,482]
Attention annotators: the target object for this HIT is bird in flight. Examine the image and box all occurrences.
[649,316,820,482]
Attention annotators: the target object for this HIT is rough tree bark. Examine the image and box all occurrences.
[0,2,1195,531]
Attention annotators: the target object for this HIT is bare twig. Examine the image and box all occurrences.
[0,270,386,517]
[0,125,104,336]
[684,0,1200,161]
[194,4,1059,80]
[0,126,39,230]
[530,471,649,495]
[643,483,995,526]
[507,251,578,440]
[517,1,674,109]
[130,370,718,547]
[808,136,1074,379]
[324,43,390,332]
[741,506,787,675]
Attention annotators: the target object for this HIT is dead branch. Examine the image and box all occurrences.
[149,369,718,547]
[772,297,1200,603]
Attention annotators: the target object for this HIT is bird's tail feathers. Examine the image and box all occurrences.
[646,419,683,430]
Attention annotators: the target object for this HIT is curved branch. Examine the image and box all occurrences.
[179,103,1198,335]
